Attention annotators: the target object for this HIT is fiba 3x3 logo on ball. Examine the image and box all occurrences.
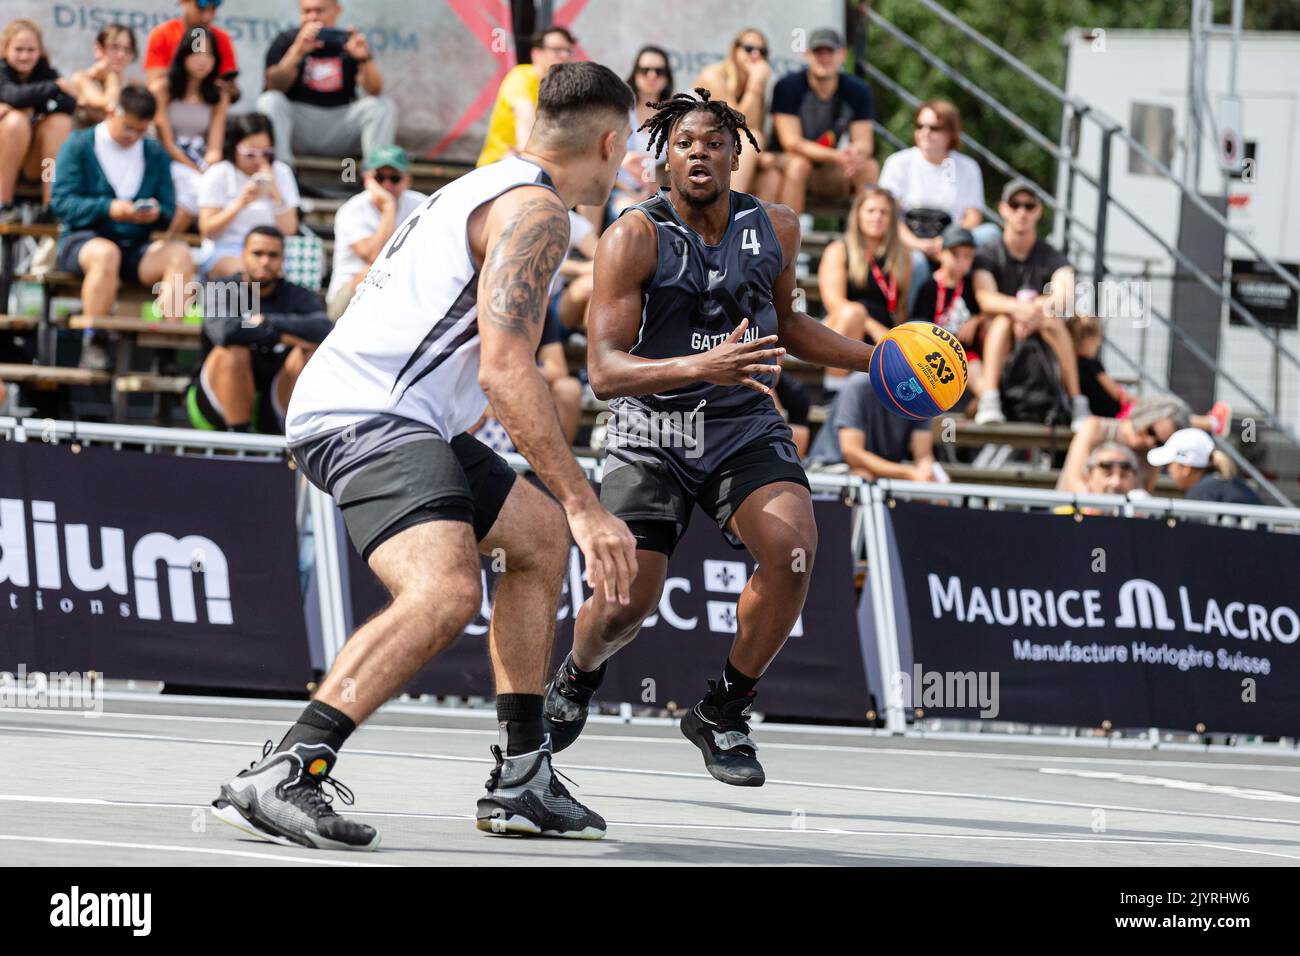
[869,321,970,420]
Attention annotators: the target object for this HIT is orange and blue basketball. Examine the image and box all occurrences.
[868,321,969,420]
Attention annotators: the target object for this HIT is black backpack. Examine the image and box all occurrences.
[999,333,1070,425]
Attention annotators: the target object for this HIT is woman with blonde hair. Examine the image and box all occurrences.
[693,27,771,193]
[818,186,911,385]
[0,18,76,222]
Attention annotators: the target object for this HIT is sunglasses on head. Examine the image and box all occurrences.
[1007,199,1039,211]
[637,65,667,76]
[237,147,275,160]
[195,0,222,8]
[372,171,403,185]
[740,44,769,57]
[1094,460,1135,474]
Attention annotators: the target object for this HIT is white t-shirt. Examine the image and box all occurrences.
[197,159,301,249]
[93,122,145,200]
[878,147,985,224]
[327,187,427,300]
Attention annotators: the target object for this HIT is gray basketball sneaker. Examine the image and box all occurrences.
[475,739,606,839]
[211,741,380,851]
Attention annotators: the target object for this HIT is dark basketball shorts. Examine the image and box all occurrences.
[291,416,517,563]
[187,346,292,434]
[600,435,810,555]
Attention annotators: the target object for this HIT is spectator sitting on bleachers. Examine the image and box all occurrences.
[693,28,771,194]
[154,27,230,239]
[144,0,239,104]
[1067,314,1129,419]
[971,178,1089,429]
[756,27,877,217]
[551,209,597,336]
[259,0,395,168]
[538,307,582,446]
[0,19,76,223]
[68,25,138,127]
[1147,427,1260,505]
[1051,441,1139,515]
[187,225,331,433]
[911,224,983,406]
[818,185,909,388]
[805,371,937,481]
[477,27,575,167]
[1058,394,1192,495]
[609,45,673,218]
[198,112,299,278]
[326,144,425,320]
[50,85,195,322]
[878,100,1000,312]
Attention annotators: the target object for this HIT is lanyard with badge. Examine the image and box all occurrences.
[868,255,897,315]
[934,277,964,327]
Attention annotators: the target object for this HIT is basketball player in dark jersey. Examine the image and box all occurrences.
[544,89,878,786]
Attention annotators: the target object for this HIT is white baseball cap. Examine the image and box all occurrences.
[1147,427,1215,468]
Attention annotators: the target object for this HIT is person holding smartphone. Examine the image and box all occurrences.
[50,85,196,323]
[258,0,395,167]
[197,112,300,278]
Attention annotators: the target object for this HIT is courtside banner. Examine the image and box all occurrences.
[889,500,1300,735]
[0,442,311,691]
[348,496,869,720]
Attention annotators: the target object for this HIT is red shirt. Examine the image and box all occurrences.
[144,20,238,75]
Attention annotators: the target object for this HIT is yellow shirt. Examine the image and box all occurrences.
[478,64,540,166]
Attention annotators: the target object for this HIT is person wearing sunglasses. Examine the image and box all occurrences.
[608,45,673,218]
[1058,394,1194,496]
[694,28,771,193]
[260,0,395,168]
[198,112,299,277]
[971,178,1091,429]
[477,27,577,166]
[144,1,240,105]
[326,144,426,320]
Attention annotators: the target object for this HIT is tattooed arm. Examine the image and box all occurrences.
[475,187,637,604]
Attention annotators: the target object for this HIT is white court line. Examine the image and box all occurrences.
[0,834,398,866]
[6,708,1300,774]
[1,794,1295,862]
[6,724,1300,829]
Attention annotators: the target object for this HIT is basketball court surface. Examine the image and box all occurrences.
[4,693,1299,866]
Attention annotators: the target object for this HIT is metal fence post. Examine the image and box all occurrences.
[1094,124,1116,288]
[862,482,907,733]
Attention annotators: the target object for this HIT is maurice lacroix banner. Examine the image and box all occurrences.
[348,494,869,721]
[0,442,311,691]
[888,501,1300,737]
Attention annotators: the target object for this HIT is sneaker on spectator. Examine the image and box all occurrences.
[78,336,112,372]
[1070,394,1092,432]
[1208,400,1231,436]
[974,390,1005,425]
[0,203,21,225]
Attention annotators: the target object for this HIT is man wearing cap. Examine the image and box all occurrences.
[971,178,1090,429]
[1148,427,1261,505]
[757,27,877,216]
[913,224,983,340]
[326,144,426,320]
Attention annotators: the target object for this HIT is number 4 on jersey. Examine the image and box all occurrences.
[741,227,761,256]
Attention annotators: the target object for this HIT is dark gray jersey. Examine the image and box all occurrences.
[605,188,793,486]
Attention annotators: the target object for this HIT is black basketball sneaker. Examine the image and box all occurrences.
[476,739,606,839]
[680,680,766,786]
[542,652,604,753]
[211,741,380,851]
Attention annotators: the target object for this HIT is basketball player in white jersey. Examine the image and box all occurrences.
[209,63,639,848]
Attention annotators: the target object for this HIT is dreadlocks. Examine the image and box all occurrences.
[638,86,760,160]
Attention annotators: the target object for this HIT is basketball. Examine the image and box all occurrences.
[868,321,969,420]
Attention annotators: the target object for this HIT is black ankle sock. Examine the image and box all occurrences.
[497,693,544,756]
[712,658,760,706]
[276,700,356,757]
[565,654,606,690]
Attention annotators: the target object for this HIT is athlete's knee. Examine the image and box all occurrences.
[752,524,818,580]
[403,568,482,638]
[502,500,570,583]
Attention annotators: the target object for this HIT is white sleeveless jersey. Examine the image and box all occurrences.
[285,156,560,444]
